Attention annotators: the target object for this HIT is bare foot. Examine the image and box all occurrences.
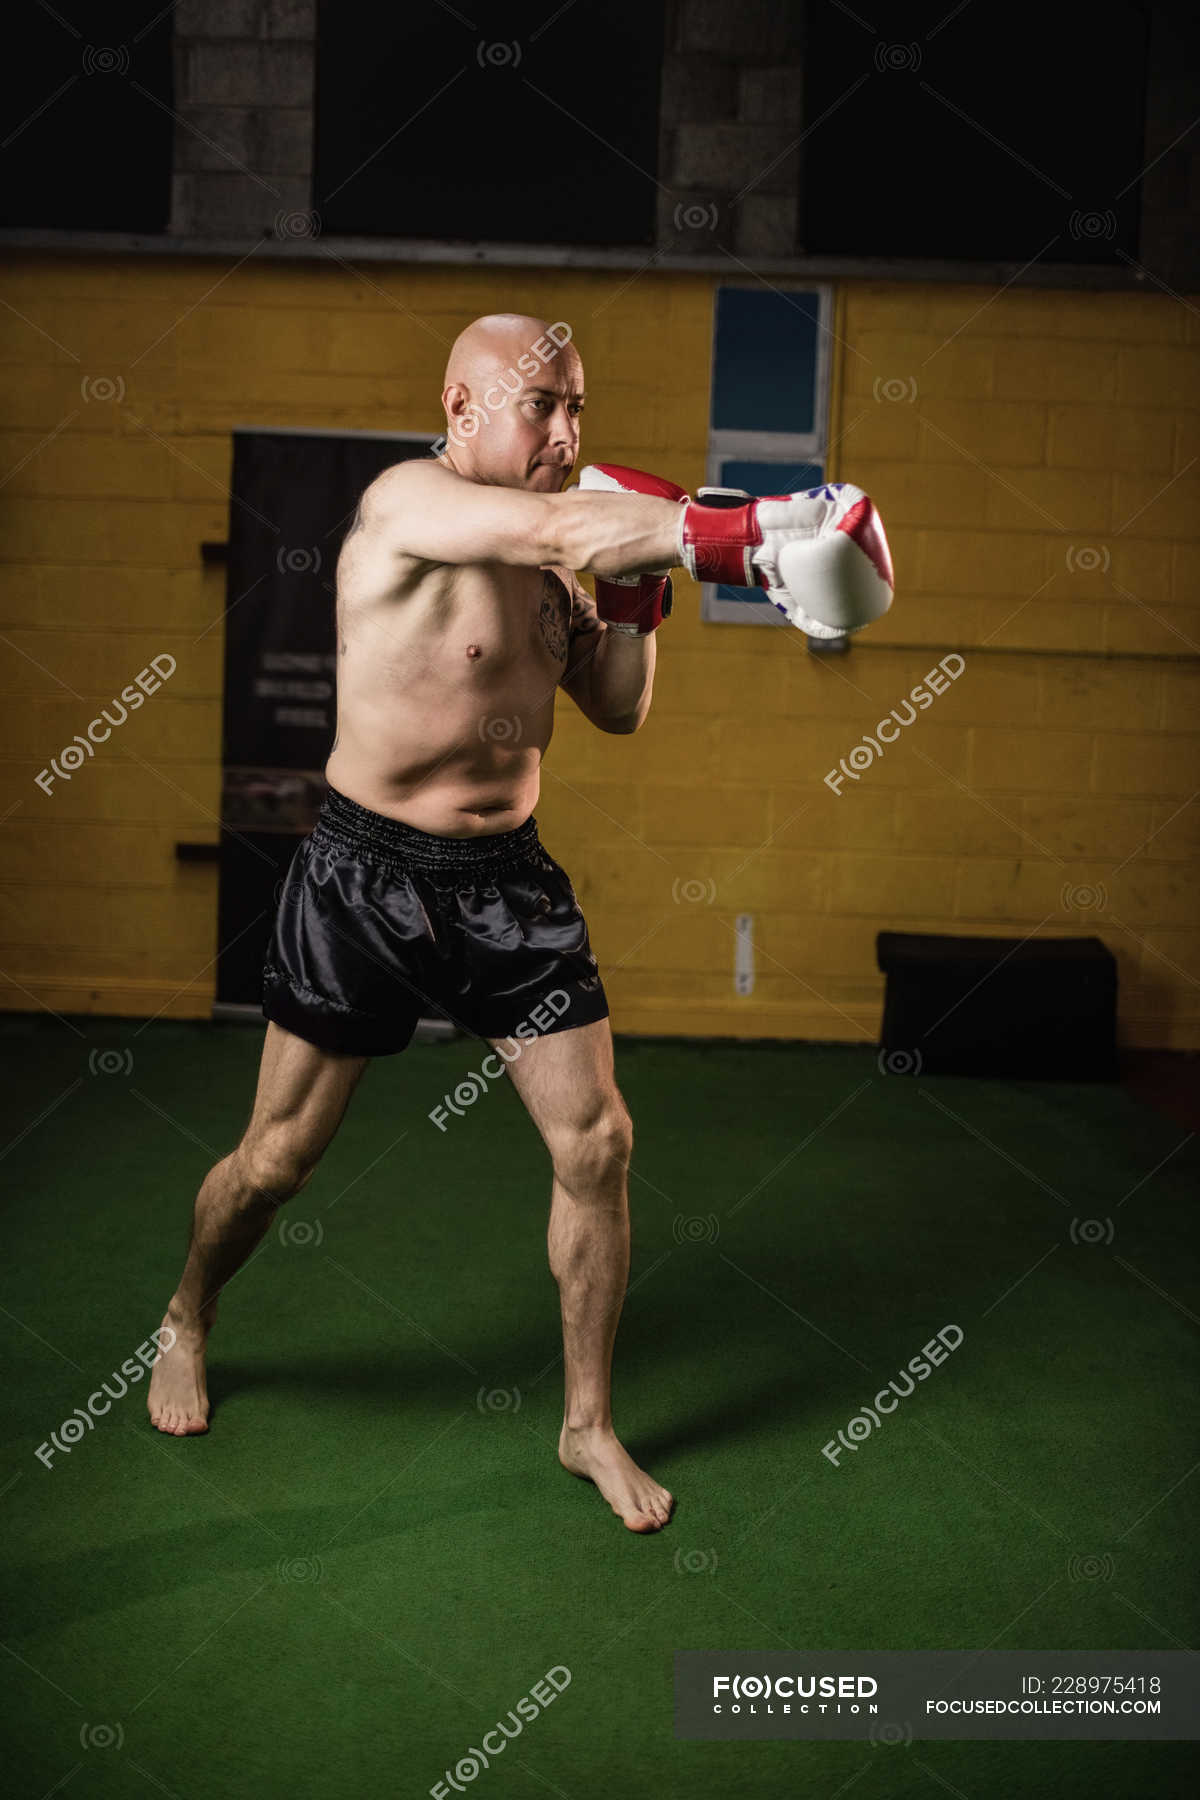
[147,1302,214,1436]
[558,1423,674,1533]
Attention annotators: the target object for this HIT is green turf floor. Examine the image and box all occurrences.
[1,1014,1197,1797]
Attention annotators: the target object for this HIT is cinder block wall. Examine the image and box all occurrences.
[0,257,1197,1046]
[170,0,315,238]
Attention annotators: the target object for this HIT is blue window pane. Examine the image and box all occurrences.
[719,459,824,495]
[711,288,820,434]
[714,460,823,601]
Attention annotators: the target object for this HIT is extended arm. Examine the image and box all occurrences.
[363,457,682,577]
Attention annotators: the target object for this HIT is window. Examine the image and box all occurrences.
[701,284,835,628]
[801,0,1147,265]
[0,1,173,231]
[315,0,665,246]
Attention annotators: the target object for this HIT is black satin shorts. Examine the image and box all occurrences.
[261,784,610,1057]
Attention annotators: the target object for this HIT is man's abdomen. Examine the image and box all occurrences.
[324,725,546,839]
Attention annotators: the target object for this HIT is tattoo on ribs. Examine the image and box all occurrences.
[538,570,570,664]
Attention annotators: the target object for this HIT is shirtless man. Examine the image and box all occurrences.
[146,312,892,1535]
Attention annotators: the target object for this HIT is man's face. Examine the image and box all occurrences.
[453,347,585,491]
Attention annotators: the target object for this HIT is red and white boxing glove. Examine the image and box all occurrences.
[576,463,689,635]
[679,481,894,638]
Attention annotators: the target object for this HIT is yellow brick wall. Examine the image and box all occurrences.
[1,257,1197,1046]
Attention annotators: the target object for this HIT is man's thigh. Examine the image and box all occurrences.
[242,1020,369,1159]
[485,1016,624,1144]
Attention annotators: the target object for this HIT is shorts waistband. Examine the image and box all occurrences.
[311,784,543,876]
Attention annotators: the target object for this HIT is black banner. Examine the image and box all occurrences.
[216,429,435,1006]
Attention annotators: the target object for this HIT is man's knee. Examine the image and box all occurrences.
[236,1123,323,1204]
[550,1099,632,1195]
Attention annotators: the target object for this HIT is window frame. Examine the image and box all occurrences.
[700,281,837,629]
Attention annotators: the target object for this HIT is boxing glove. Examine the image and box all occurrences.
[577,463,690,635]
[678,481,894,638]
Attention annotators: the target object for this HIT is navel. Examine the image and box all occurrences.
[466,643,482,659]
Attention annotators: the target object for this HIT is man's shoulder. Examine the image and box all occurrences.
[364,454,456,507]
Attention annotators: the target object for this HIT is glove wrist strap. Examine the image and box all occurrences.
[594,572,673,635]
[680,499,763,585]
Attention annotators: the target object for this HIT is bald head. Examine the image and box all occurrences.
[444,313,557,391]
[443,312,583,393]
[439,312,585,491]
